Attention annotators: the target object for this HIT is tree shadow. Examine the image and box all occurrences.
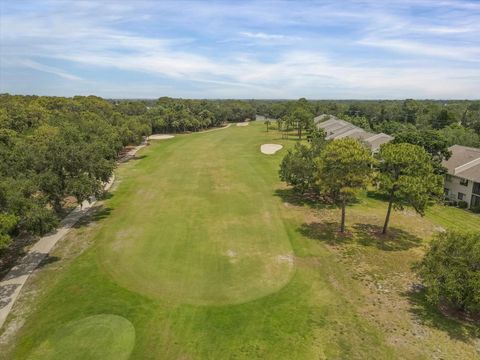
[73,205,112,228]
[118,154,148,164]
[402,287,480,342]
[298,222,353,245]
[352,223,422,251]
[366,190,389,201]
[274,188,328,209]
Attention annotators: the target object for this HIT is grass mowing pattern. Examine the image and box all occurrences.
[97,125,294,305]
[4,122,479,359]
[27,315,135,360]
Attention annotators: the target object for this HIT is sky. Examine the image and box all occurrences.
[0,0,479,99]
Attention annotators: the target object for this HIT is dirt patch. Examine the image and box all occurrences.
[276,254,294,266]
[226,250,238,264]
[236,122,249,127]
[260,144,283,155]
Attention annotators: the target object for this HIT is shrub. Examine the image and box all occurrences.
[418,231,480,315]
[471,205,480,214]
[457,200,468,209]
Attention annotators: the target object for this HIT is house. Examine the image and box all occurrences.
[442,145,480,209]
[314,115,393,152]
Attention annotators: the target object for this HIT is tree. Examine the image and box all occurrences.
[0,213,18,250]
[290,108,313,140]
[418,231,480,315]
[377,143,443,234]
[265,119,271,132]
[392,129,451,174]
[439,124,480,148]
[432,108,457,129]
[317,138,374,232]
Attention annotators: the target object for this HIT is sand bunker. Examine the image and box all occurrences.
[237,122,249,127]
[149,134,174,140]
[260,144,283,155]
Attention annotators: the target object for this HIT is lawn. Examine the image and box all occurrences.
[1,122,479,359]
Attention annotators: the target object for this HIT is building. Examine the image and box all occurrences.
[443,145,480,208]
[314,115,393,152]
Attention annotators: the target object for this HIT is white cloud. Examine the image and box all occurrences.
[1,0,479,98]
[20,60,82,81]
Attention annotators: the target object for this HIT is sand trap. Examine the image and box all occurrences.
[149,134,174,140]
[237,122,249,127]
[261,144,283,155]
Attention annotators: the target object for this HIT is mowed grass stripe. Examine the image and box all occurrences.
[97,125,294,305]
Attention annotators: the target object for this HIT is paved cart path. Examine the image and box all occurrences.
[0,124,233,329]
[0,140,149,329]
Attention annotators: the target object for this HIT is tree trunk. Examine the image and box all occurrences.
[340,200,346,233]
[382,191,394,234]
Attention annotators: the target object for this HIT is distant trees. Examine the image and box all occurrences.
[144,98,255,133]
[418,231,480,315]
[376,143,443,234]
[0,95,263,253]
[317,138,374,232]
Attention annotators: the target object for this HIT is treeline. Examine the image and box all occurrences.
[0,95,150,249]
[256,99,480,148]
[116,97,256,133]
[0,95,256,250]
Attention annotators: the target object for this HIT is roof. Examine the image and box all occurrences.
[314,115,393,151]
[442,145,480,182]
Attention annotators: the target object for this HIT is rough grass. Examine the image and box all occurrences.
[1,122,479,359]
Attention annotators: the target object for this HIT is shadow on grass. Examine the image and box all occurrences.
[298,222,352,246]
[73,205,112,229]
[352,223,422,251]
[366,190,389,202]
[403,288,480,342]
[298,222,422,251]
[274,188,328,209]
[119,154,148,164]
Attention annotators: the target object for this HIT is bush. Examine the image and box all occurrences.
[471,205,480,214]
[418,231,480,314]
[457,200,468,209]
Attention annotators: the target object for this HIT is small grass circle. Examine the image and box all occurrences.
[28,314,135,360]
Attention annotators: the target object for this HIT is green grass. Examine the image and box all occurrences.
[27,315,135,360]
[2,122,479,359]
[97,126,293,305]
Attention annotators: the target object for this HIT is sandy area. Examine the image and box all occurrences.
[237,122,249,127]
[149,134,174,140]
[260,144,283,155]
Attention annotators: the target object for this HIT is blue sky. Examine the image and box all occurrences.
[0,0,479,99]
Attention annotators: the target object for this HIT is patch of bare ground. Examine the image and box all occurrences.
[294,199,480,359]
[325,226,478,358]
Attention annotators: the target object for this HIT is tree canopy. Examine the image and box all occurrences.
[317,138,374,232]
[376,143,443,234]
[418,231,480,315]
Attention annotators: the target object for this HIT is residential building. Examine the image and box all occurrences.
[314,115,393,152]
[442,145,480,209]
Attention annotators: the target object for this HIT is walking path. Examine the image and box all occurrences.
[0,123,234,329]
[0,122,235,329]
[0,141,148,329]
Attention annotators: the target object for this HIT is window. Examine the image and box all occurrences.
[445,174,453,182]
[460,178,469,186]
[473,182,480,195]
[444,188,449,196]
[458,192,465,200]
